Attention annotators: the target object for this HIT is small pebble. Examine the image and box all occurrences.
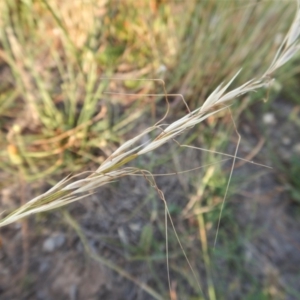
[118,227,128,246]
[282,137,291,146]
[156,64,167,74]
[43,233,65,252]
[129,223,141,232]
[293,143,300,155]
[263,112,276,125]
[69,284,78,300]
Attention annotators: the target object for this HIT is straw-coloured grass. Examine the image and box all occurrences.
[0,0,297,190]
[1,0,300,228]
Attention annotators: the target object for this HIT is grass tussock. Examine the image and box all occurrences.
[0,0,297,187]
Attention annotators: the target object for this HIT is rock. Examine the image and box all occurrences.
[282,137,291,146]
[293,143,300,155]
[43,233,65,253]
[129,223,141,232]
[263,112,276,125]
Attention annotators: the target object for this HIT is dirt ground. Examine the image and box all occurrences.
[0,96,300,300]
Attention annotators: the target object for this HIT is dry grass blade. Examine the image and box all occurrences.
[1,1,300,228]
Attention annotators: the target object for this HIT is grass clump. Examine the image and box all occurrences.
[0,0,298,186]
